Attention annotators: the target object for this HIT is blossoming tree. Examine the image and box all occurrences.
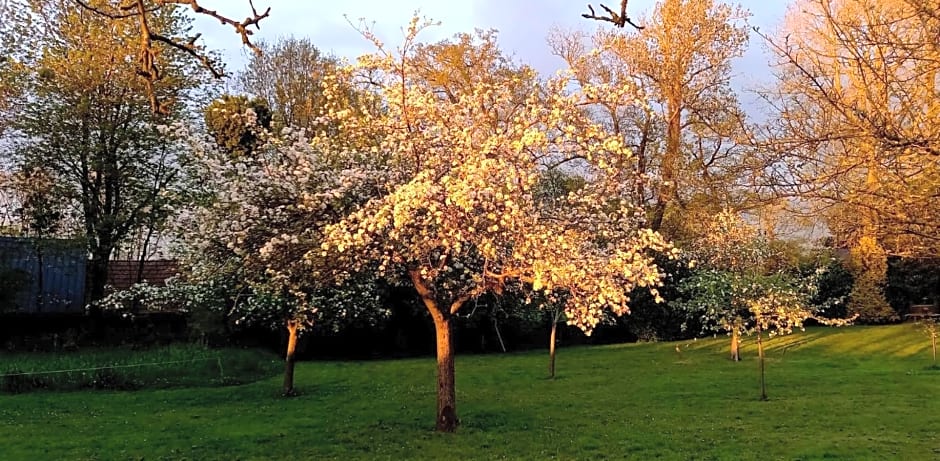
[672,210,853,399]
[313,21,677,432]
[174,88,387,394]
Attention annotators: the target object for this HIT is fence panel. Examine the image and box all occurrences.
[0,237,86,313]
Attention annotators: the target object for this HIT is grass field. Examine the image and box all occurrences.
[1,324,939,460]
[1,345,280,393]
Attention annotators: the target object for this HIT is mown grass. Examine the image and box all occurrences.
[0,344,280,393]
[1,324,939,460]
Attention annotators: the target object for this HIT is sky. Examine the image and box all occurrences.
[194,1,792,105]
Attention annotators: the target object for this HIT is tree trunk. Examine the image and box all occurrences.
[730,329,740,362]
[409,270,458,433]
[758,331,767,401]
[283,318,299,396]
[86,246,113,308]
[549,320,558,379]
[35,240,45,313]
[430,309,457,432]
[932,331,937,365]
[650,87,682,232]
[493,317,506,353]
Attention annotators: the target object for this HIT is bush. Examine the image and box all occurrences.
[0,268,31,313]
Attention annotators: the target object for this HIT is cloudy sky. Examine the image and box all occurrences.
[194,1,791,103]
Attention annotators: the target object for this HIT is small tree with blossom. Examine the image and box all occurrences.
[313,21,677,432]
[673,210,853,399]
[170,88,387,394]
[672,210,772,361]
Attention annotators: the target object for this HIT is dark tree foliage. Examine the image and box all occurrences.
[204,95,273,157]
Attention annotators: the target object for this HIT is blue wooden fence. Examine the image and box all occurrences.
[0,236,86,313]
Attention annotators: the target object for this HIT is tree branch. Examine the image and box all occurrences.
[73,0,271,114]
[582,1,644,30]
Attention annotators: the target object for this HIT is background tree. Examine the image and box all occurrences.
[671,210,772,361]
[564,0,752,234]
[0,0,210,309]
[236,37,343,131]
[672,210,852,398]
[759,0,940,321]
[314,22,677,432]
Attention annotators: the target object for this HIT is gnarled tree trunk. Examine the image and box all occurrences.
[410,270,458,433]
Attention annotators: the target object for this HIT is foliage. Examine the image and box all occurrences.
[175,115,388,336]
[846,236,897,323]
[672,210,850,348]
[319,22,676,335]
[554,0,753,233]
[65,0,269,113]
[174,89,391,394]
[0,0,211,304]
[203,95,273,157]
[7,166,67,238]
[236,37,357,132]
[809,257,854,319]
[885,257,940,314]
[761,0,940,259]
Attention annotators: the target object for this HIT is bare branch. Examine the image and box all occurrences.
[582,0,644,30]
[72,0,271,114]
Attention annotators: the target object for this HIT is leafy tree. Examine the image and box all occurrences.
[314,21,676,432]
[236,37,347,132]
[673,210,853,398]
[203,95,273,157]
[672,210,772,361]
[759,0,940,320]
[564,0,752,233]
[0,0,210,309]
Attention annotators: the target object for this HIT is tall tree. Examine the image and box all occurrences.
[567,0,752,234]
[0,0,210,308]
[315,22,676,432]
[236,37,341,131]
[760,0,940,320]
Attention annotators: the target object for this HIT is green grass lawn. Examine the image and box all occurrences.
[1,345,280,393]
[1,324,939,460]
